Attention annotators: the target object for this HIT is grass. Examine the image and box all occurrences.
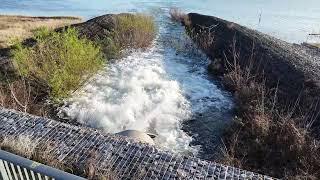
[0,13,156,117]
[0,15,82,48]
[0,78,49,116]
[112,14,156,50]
[0,135,123,179]
[0,13,157,178]
[179,17,320,179]
[12,27,104,101]
[169,8,190,26]
[11,14,156,101]
[216,44,320,179]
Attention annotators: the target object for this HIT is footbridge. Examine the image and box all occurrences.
[0,108,275,179]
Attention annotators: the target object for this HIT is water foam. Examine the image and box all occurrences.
[60,15,233,155]
[60,45,200,153]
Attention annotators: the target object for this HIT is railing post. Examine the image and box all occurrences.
[0,159,10,180]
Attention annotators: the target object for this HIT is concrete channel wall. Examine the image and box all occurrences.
[0,108,276,179]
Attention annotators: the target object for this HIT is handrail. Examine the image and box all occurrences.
[0,150,86,180]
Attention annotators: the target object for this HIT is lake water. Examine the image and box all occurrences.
[1,0,320,43]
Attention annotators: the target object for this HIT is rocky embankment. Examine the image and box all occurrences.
[56,14,117,42]
[185,13,320,133]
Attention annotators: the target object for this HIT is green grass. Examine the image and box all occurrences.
[10,13,156,102]
[12,27,104,101]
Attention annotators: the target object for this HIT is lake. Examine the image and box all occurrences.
[1,0,320,43]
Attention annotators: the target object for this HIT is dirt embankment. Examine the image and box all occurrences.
[0,13,155,120]
[0,14,117,118]
[183,13,320,179]
[186,13,320,134]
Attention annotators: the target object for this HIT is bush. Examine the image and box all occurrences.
[112,14,156,49]
[169,8,189,25]
[12,27,104,101]
[219,56,320,179]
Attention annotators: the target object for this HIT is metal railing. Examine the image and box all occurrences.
[0,150,86,180]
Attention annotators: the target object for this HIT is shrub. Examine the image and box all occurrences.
[12,27,104,101]
[219,53,320,179]
[0,78,50,116]
[112,14,156,49]
[169,8,187,22]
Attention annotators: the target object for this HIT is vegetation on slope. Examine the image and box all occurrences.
[170,10,320,179]
[98,13,156,59]
[0,135,120,179]
[220,58,320,179]
[13,27,104,100]
[113,14,156,49]
[0,13,156,117]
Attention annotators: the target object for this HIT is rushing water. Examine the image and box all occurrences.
[59,12,233,157]
[2,0,320,158]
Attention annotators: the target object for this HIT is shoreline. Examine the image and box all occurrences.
[0,15,82,48]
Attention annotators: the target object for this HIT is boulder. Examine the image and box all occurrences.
[116,130,155,145]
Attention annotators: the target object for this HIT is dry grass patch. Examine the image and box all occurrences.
[0,78,49,116]
[0,15,82,48]
[0,135,68,172]
[113,14,156,49]
[177,14,320,179]
[169,8,190,25]
[0,135,121,179]
[219,57,320,179]
[0,135,38,159]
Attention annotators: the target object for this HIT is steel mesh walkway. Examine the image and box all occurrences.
[0,108,276,179]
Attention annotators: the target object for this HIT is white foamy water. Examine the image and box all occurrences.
[60,14,233,154]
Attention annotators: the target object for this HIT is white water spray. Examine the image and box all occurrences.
[60,15,233,155]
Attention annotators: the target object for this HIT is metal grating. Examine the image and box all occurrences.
[0,108,277,180]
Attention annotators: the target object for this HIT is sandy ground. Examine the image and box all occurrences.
[0,15,82,48]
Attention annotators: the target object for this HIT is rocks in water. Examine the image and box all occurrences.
[116,130,155,145]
